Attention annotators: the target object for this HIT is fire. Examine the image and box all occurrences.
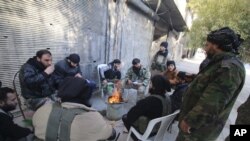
[108,88,123,104]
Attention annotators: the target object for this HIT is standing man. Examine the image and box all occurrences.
[177,27,245,141]
[19,49,58,110]
[125,58,150,101]
[151,42,168,76]
[0,87,32,140]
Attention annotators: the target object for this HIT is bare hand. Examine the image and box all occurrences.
[180,120,191,133]
[103,79,108,84]
[44,65,54,75]
[135,82,142,86]
[75,73,82,78]
[127,80,132,85]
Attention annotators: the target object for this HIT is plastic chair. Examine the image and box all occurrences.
[97,64,108,98]
[13,71,26,119]
[126,110,180,141]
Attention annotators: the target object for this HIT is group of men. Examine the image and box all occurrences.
[99,58,151,101]
[19,50,93,110]
[0,26,247,141]
[0,47,152,140]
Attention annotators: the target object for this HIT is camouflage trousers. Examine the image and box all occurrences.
[176,123,224,141]
[123,84,146,101]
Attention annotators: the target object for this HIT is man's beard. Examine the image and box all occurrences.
[69,65,76,68]
[149,88,155,94]
[132,66,141,72]
[114,65,118,71]
[68,62,76,68]
[1,104,16,112]
[206,52,214,59]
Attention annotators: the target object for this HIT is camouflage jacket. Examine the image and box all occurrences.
[125,66,150,86]
[151,52,167,72]
[178,52,245,140]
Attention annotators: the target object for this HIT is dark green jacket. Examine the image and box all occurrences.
[178,52,245,140]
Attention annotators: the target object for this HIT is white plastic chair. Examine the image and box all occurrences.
[97,64,108,98]
[126,110,180,141]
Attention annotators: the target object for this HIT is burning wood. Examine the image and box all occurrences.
[108,88,123,104]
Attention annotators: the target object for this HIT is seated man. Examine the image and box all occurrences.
[122,75,172,140]
[124,58,150,101]
[54,53,96,102]
[33,77,116,141]
[99,59,122,95]
[19,50,58,110]
[54,53,83,82]
[0,87,32,141]
[162,60,179,86]
[99,59,122,84]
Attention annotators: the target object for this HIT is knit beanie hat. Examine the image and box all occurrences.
[207,27,244,54]
[132,58,140,65]
[166,60,175,67]
[67,53,80,64]
[113,59,121,64]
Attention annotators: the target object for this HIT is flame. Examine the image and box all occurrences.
[108,88,123,104]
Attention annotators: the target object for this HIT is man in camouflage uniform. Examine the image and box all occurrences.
[151,42,168,76]
[177,27,245,141]
[124,58,150,101]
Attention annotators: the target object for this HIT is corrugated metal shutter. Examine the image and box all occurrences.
[106,0,154,75]
[0,0,107,86]
[0,0,108,115]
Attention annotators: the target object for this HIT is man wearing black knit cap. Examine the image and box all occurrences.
[99,59,122,84]
[125,58,150,101]
[177,27,245,141]
[151,41,169,76]
[55,53,82,81]
[55,53,96,101]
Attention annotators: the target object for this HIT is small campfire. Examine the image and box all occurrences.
[106,82,127,120]
[108,88,124,104]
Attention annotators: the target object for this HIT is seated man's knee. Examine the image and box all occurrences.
[138,86,145,93]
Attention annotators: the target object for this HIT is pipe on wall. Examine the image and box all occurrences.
[126,0,160,21]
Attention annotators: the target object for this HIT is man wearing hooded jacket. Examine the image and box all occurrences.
[33,77,116,141]
[19,50,58,111]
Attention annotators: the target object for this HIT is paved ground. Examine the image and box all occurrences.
[14,58,250,141]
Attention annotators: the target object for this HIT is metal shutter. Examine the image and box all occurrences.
[0,0,108,87]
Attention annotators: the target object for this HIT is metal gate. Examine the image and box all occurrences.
[0,0,108,89]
